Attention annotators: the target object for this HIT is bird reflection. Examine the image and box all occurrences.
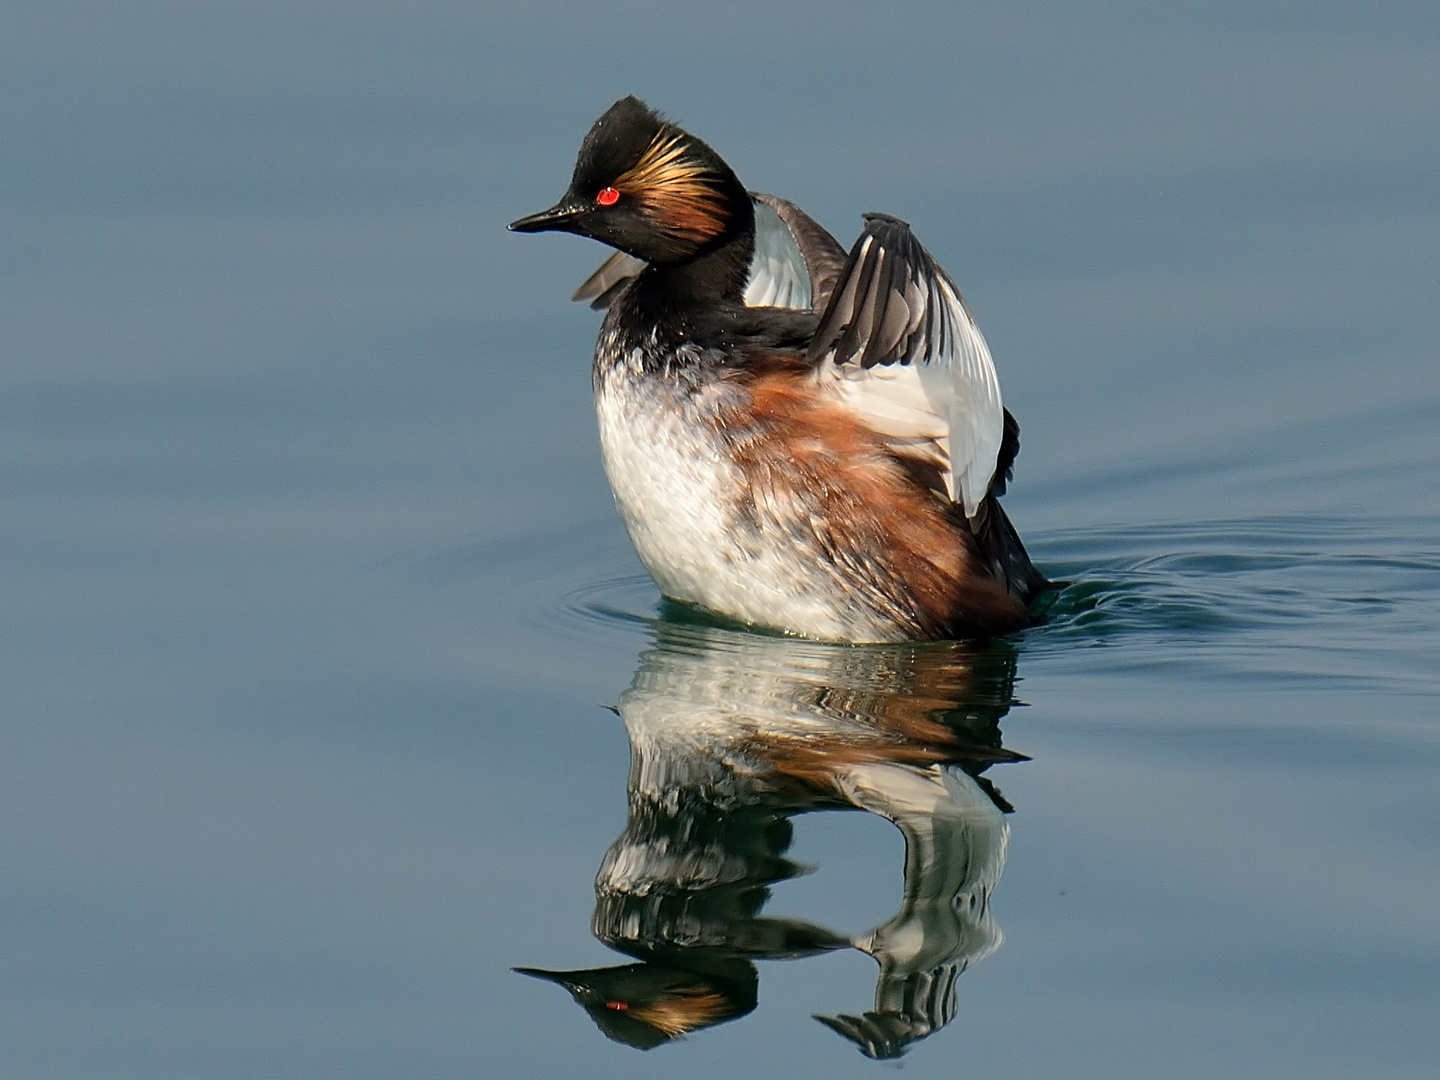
[517,617,1028,1059]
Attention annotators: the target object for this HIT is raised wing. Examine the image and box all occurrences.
[748,194,848,312]
[810,214,1003,520]
[743,198,812,308]
[573,193,847,313]
[572,250,647,310]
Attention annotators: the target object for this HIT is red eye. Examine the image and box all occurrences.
[596,186,620,206]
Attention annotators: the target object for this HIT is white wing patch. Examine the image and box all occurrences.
[743,200,813,310]
[932,273,1003,516]
[811,216,1003,519]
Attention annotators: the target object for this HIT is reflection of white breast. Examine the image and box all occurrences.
[616,625,892,764]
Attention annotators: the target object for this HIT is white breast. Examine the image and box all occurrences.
[594,356,898,641]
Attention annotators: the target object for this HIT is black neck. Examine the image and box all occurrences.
[618,216,755,340]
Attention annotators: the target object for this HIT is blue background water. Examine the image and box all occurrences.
[3,1,1437,1076]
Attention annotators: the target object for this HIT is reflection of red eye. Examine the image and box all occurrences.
[604,1000,628,1011]
[596,186,620,206]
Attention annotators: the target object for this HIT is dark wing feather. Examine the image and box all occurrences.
[809,214,950,369]
[572,251,647,310]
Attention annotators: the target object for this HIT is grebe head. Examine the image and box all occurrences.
[513,962,753,1049]
[509,96,752,265]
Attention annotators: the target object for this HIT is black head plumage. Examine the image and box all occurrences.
[510,97,752,265]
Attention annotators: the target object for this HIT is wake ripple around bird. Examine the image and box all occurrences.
[524,512,1440,696]
[1021,513,1440,694]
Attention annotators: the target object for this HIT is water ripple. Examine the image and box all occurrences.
[557,573,659,633]
[412,512,1439,696]
[1022,514,1440,693]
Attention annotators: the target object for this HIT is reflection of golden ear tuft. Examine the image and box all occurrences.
[631,988,732,1036]
[616,130,730,249]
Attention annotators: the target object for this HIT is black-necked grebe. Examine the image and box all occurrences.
[510,97,1048,642]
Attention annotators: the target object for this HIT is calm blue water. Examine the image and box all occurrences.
[3,2,1438,1076]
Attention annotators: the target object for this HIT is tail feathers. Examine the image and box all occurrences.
[971,496,1050,607]
[969,408,1049,607]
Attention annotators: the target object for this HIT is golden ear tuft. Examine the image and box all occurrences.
[615,130,731,253]
[630,988,732,1036]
